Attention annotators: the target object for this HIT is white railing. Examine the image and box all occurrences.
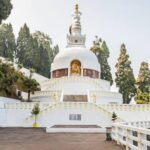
[42,76,110,91]
[112,122,150,150]
[4,102,35,109]
[126,121,150,129]
[87,89,91,103]
[60,90,64,102]
[100,104,150,112]
[4,102,56,109]
[90,91,122,99]
[31,90,62,102]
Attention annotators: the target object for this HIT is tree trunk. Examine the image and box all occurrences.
[34,115,37,124]
[28,89,31,102]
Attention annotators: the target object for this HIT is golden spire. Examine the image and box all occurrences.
[75,4,79,13]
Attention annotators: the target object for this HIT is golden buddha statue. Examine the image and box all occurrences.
[71,60,81,75]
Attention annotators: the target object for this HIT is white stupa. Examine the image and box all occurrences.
[1,4,150,132]
[31,4,122,104]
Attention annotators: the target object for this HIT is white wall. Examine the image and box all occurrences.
[0,109,31,127]
[25,108,112,128]
[0,103,112,127]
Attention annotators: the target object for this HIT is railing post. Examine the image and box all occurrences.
[60,90,64,102]
[115,126,119,144]
[87,89,91,103]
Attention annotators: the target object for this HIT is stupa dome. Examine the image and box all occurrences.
[52,47,100,72]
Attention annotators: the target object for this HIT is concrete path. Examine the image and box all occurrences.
[0,128,125,150]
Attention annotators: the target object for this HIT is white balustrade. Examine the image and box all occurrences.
[90,91,122,100]
[42,76,110,91]
[3,102,56,110]
[99,104,150,112]
[112,122,150,150]
[31,90,62,102]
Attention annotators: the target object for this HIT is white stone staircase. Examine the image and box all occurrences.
[22,102,123,127]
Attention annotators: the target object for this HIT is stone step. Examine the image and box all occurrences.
[46,127,105,133]
[51,125,101,128]
[46,124,105,133]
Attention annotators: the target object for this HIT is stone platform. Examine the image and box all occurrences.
[0,128,125,150]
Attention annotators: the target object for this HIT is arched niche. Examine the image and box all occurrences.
[70,60,81,76]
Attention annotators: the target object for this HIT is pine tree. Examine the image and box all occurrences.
[0,23,16,60]
[100,41,113,85]
[136,62,150,93]
[32,31,59,77]
[17,24,59,78]
[38,45,50,77]
[0,0,12,24]
[91,36,113,85]
[52,44,59,60]
[16,23,33,67]
[115,44,136,103]
[32,31,52,77]
[135,62,150,104]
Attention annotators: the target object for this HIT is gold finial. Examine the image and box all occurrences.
[75,4,79,13]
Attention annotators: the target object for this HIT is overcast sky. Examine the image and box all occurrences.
[5,0,150,78]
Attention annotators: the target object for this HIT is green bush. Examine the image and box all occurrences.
[136,100,148,104]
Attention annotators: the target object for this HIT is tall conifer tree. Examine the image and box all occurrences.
[136,62,150,93]
[16,23,33,67]
[135,62,150,104]
[0,23,16,60]
[32,31,58,77]
[17,24,59,78]
[115,44,136,103]
[91,36,113,85]
[100,41,113,85]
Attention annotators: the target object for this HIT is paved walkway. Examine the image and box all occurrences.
[0,128,125,150]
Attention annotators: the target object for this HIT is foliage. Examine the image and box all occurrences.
[52,45,59,60]
[90,36,113,85]
[135,62,150,104]
[0,23,59,78]
[0,23,16,60]
[0,0,12,24]
[32,31,59,77]
[32,31,52,49]
[115,44,136,103]
[135,91,150,104]
[31,103,40,127]
[17,64,23,69]
[136,62,150,93]
[0,60,23,98]
[112,112,117,121]
[18,76,40,102]
[0,58,40,100]
[136,100,148,104]
[16,24,59,77]
[31,103,40,116]
[16,23,34,68]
